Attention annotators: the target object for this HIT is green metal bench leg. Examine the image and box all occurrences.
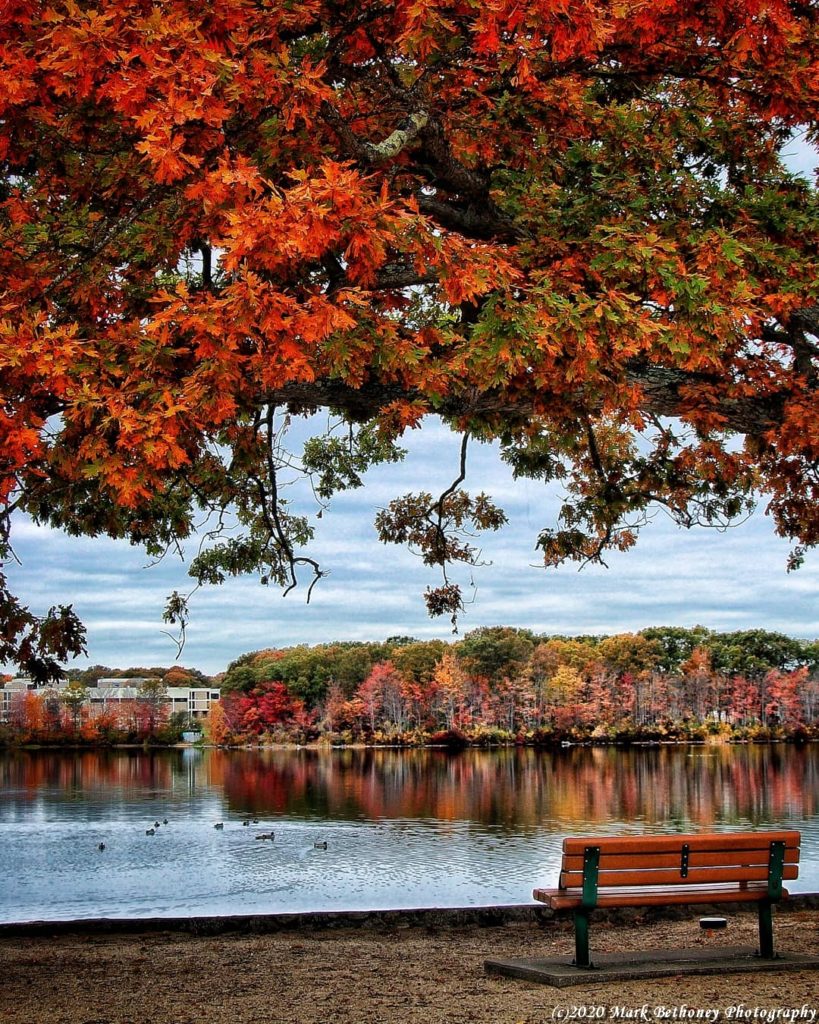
[758,840,785,960]
[758,900,775,959]
[574,909,592,967]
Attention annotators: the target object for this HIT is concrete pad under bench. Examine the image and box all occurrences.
[485,945,819,988]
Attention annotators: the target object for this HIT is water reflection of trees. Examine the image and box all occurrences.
[216,746,817,829]
[1,746,815,830]
[0,749,177,796]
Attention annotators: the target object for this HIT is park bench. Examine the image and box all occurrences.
[532,830,800,969]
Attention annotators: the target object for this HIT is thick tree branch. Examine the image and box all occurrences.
[321,104,429,164]
[415,120,490,199]
[792,305,819,339]
[265,361,796,437]
[622,363,788,435]
[364,111,430,162]
[416,195,523,242]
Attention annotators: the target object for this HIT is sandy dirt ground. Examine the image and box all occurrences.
[0,910,817,1024]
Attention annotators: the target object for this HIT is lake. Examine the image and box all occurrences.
[0,744,817,923]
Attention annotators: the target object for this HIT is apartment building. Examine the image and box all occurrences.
[0,676,220,723]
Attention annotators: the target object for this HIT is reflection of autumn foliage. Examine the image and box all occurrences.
[212,745,819,828]
[0,748,175,795]
[1,745,816,834]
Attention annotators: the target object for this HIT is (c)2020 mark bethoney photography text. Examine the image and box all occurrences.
[549,1006,818,1023]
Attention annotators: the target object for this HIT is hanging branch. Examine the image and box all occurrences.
[432,430,470,565]
[161,587,198,660]
[375,427,506,625]
[262,405,326,600]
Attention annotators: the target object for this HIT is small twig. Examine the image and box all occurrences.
[43,194,157,298]
[435,431,470,517]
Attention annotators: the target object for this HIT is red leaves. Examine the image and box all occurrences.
[229,681,311,735]
[0,410,43,503]
[213,161,400,282]
[136,127,202,184]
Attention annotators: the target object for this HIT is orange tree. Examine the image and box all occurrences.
[2,1,819,677]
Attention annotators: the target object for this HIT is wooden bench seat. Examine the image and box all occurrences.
[533,830,800,968]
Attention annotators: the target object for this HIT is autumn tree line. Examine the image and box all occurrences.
[208,627,819,747]
[2,627,817,748]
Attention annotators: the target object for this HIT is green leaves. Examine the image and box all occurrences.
[375,489,507,569]
[0,569,87,684]
[302,423,406,500]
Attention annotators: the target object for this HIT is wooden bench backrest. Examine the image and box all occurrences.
[559,831,800,889]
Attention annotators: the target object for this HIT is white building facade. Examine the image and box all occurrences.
[0,676,220,724]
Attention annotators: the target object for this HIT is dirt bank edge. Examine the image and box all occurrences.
[2,893,818,938]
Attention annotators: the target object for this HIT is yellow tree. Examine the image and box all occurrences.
[204,700,231,745]
[544,664,586,730]
[431,651,469,731]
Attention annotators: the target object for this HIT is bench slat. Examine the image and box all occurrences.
[561,848,800,873]
[559,863,798,888]
[534,883,789,911]
[561,831,800,857]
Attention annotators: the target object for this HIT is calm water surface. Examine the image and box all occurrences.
[1,744,817,923]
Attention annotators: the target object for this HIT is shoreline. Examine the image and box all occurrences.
[2,735,818,752]
[3,894,819,937]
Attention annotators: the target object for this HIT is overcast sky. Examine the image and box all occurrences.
[6,415,818,677]
[6,140,817,678]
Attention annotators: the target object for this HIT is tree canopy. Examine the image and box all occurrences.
[2,1,819,677]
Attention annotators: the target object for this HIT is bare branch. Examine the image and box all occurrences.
[260,405,326,600]
[436,431,470,520]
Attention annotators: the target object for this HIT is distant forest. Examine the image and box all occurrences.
[207,626,819,745]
